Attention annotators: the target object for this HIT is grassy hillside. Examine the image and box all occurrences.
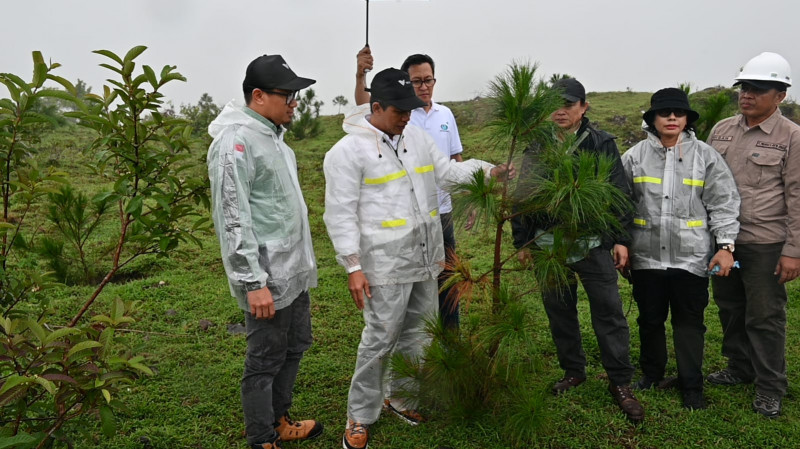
[22,92,800,449]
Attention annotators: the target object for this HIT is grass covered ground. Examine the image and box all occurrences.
[39,95,800,449]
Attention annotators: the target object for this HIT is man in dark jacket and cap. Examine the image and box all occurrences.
[510,77,643,423]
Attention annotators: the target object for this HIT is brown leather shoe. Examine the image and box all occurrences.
[608,384,644,423]
[275,413,323,441]
[552,376,585,395]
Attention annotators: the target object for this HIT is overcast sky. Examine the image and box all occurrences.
[3,0,799,116]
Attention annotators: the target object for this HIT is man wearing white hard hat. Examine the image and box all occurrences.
[706,52,800,418]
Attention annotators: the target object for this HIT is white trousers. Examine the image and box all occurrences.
[347,278,437,424]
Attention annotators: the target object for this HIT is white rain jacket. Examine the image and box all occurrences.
[207,101,317,311]
[323,105,494,285]
[622,130,740,277]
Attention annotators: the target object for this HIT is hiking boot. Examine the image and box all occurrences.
[343,420,369,449]
[706,369,752,386]
[608,384,644,423]
[383,399,425,426]
[682,389,707,410]
[552,376,585,395]
[251,435,282,449]
[752,392,781,418]
[275,412,323,441]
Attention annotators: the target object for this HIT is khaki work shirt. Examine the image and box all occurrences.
[708,109,800,258]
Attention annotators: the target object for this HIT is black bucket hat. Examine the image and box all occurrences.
[243,54,316,93]
[369,68,427,111]
[643,88,700,126]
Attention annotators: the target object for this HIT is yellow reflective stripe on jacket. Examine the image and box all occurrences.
[633,218,647,226]
[683,178,705,187]
[364,170,408,185]
[430,209,438,217]
[382,219,407,228]
[633,176,662,184]
[415,165,434,174]
[687,220,704,228]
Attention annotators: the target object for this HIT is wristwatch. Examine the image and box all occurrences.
[717,243,735,253]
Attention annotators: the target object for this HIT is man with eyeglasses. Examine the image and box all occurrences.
[706,52,800,418]
[355,47,466,330]
[207,54,323,449]
[510,77,643,423]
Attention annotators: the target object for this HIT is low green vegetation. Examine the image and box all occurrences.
[2,53,798,448]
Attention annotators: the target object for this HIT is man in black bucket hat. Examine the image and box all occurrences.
[207,54,322,449]
[323,68,514,449]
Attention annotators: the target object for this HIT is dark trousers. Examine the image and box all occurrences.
[438,213,459,329]
[631,269,708,392]
[242,291,312,445]
[541,247,634,385]
[711,243,787,397]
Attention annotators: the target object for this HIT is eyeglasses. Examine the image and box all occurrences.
[655,109,688,118]
[738,84,771,96]
[251,88,300,105]
[410,78,436,88]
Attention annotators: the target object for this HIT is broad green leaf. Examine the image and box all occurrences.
[31,51,45,66]
[0,374,30,396]
[112,297,124,322]
[43,327,81,345]
[98,63,124,77]
[66,340,103,358]
[122,60,135,77]
[46,74,76,94]
[23,319,46,345]
[0,433,39,449]
[99,404,116,437]
[123,45,147,64]
[128,361,154,376]
[34,88,78,104]
[102,389,111,403]
[0,72,32,94]
[125,196,143,216]
[32,376,56,395]
[142,65,157,88]
[32,62,47,88]
[93,49,123,65]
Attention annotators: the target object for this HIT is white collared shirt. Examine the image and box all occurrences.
[410,102,464,214]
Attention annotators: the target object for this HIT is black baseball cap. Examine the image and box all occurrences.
[553,78,586,103]
[242,54,316,92]
[369,68,427,111]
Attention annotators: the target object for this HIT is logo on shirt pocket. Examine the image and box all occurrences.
[440,123,449,132]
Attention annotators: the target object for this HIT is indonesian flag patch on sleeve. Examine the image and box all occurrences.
[234,144,245,158]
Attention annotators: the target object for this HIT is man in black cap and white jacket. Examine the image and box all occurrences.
[324,68,513,449]
[207,54,323,449]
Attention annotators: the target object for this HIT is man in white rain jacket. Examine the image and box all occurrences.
[207,54,322,449]
[325,68,511,449]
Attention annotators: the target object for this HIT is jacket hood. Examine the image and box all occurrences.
[342,104,383,138]
[208,100,278,138]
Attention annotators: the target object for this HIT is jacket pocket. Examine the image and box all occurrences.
[678,219,710,254]
[630,216,651,258]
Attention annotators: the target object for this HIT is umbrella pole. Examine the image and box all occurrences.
[366,0,369,46]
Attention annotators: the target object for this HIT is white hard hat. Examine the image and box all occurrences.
[735,52,792,87]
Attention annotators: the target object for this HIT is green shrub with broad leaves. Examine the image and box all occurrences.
[0,47,209,449]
